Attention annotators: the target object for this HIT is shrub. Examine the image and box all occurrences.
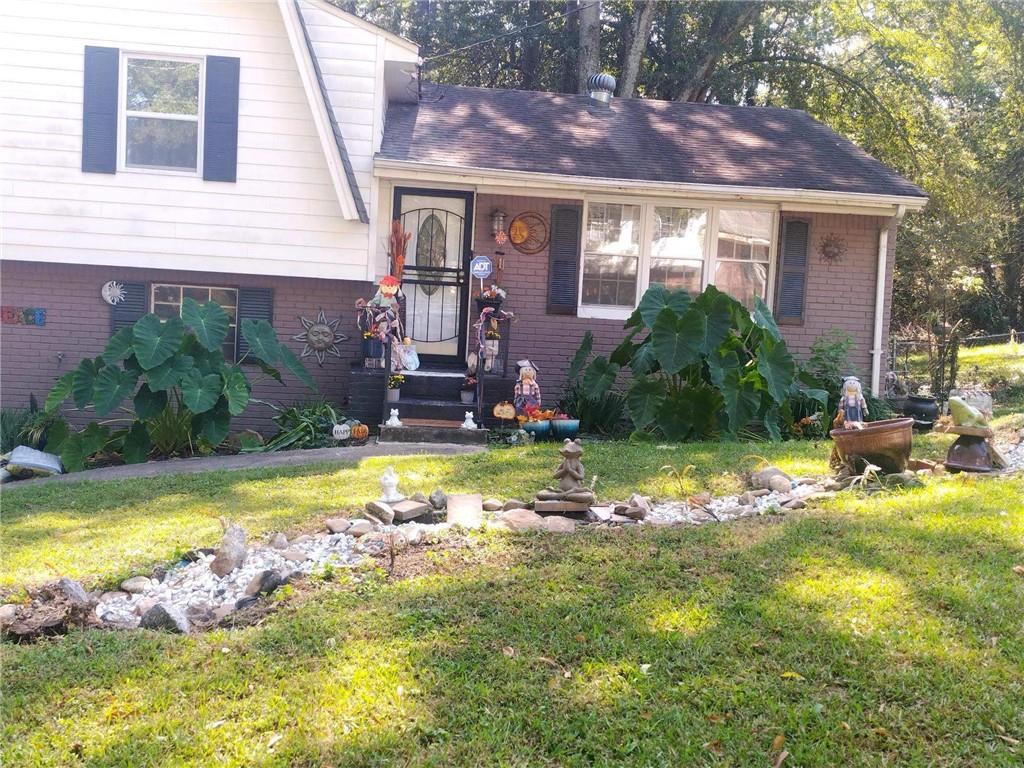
[803,329,891,423]
[557,331,628,436]
[581,285,827,441]
[43,299,316,470]
[0,407,32,453]
[260,399,342,452]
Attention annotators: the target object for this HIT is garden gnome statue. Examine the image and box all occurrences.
[380,465,404,503]
[513,360,541,415]
[839,376,868,425]
[534,439,596,513]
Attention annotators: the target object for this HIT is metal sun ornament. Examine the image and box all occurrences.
[101,280,126,305]
[292,309,347,366]
[819,232,847,265]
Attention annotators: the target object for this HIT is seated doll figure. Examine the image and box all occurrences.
[513,361,541,415]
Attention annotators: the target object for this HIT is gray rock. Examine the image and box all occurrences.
[135,597,159,616]
[502,499,526,511]
[622,506,647,521]
[365,500,395,525]
[545,516,577,533]
[429,488,447,510]
[120,576,152,594]
[58,577,92,606]
[292,534,313,544]
[0,604,19,626]
[151,566,168,583]
[768,474,793,494]
[411,491,430,505]
[347,519,373,537]
[185,603,215,625]
[99,590,130,603]
[391,499,432,522]
[401,525,424,546]
[783,498,806,510]
[609,513,638,524]
[213,604,235,621]
[244,569,284,597]
[587,506,614,522]
[281,547,309,563]
[482,498,503,512]
[325,518,351,534]
[139,604,189,634]
[268,532,289,549]
[210,524,247,577]
[235,596,259,611]
[752,466,790,490]
[627,493,652,512]
[498,508,546,531]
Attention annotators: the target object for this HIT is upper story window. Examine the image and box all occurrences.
[122,55,203,173]
[579,200,777,317]
[152,284,237,360]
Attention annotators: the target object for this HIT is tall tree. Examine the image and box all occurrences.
[618,0,656,97]
[577,0,602,91]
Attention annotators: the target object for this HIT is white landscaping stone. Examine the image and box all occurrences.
[268,532,289,549]
[120,576,152,594]
[210,525,247,577]
[447,494,484,529]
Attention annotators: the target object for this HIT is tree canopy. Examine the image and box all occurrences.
[337,0,1023,333]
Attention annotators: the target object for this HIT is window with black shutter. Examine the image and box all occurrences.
[82,46,119,173]
[110,282,148,331]
[776,218,809,324]
[235,287,274,363]
[547,204,583,315]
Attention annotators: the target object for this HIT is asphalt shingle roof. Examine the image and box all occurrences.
[378,85,926,199]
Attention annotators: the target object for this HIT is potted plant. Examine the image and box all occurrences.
[475,284,507,314]
[483,328,501,372]
[361,330,384,361]
[550,412,580,439]
[519,406,555,440]
[460,374,477,404]
[386,374,405,402]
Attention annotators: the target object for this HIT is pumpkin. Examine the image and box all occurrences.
[493,401,516,420]
[350,422,369,441]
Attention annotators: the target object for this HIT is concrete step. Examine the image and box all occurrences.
[378,424,488,445]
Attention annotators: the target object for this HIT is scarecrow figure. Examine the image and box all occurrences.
[368,275,402,312]
[513,360,541,415]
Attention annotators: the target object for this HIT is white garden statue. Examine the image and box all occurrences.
[385,408,403,427]
[379,465,405,503]
[461,411,478,430]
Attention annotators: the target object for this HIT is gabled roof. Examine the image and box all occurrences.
[379,85,927,202]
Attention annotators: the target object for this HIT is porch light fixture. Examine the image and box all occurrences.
[491,208,507,243]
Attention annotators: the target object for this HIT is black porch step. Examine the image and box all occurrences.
[387,396,476,422]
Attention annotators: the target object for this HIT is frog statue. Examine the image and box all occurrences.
[535,439,596,510]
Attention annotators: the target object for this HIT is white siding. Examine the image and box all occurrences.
[0,0,393,281]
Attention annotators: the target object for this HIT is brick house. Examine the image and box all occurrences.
[1,0,927,434]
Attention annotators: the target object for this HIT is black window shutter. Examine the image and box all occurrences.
[82,46,119,173]
[110,282,148,331]
[236,287,274,362]
[547,204,583,315]
[203,56,240,182]
[776,219,809,323]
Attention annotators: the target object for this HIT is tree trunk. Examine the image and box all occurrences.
[676,3,759,102]
[577,0,601,93]
[559,0,580,93]
[521,1,544,90]
[618,0,655,98]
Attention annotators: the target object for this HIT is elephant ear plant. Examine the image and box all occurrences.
[44,299,316,470]
[581,284,827,441]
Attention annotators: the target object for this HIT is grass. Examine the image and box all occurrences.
[902,340,1024,416]
[3,433,1023,766]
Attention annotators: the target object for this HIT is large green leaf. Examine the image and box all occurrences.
[132,315,185,370]
[608,330,639,367]
[240,319,282,364]
[751,296,782,341]
[629,341,659,376]
[279,345,318,392]
[763,403,783,441]
[657,386,722,442]
[181,297,230,352]
[582,356,620,399]
[651,307,704,374]
[626,376,667,429]
[719,365,761,435]
[133,384,168,420]
[702,292,734,353]
[59,422,110,472]
[256,359,284,384]
[756,336,797,404]
[568,331,595,379]
[102,327,135,364]
[93,366,139,417]
[193,398,230,446]
[145,354,194,392]
[72,358,105,409]
[221,366,251,416]
[636,284,692,329]
[122,421,151,464]
[45,371,75,412]
[180,368,222,414]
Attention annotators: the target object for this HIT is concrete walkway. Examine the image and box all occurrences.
[17,442,486,486]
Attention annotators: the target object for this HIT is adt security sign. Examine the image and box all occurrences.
[469,255,493,280]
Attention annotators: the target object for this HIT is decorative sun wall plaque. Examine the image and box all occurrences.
[818,232,847,265]
[292,309,347,365]
[101,280,126,305]
[508,212,549,254]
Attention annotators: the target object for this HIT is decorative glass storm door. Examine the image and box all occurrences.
[395,189,473,360]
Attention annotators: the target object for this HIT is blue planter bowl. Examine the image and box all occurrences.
[550,419,580,439]
[522,420,551,440]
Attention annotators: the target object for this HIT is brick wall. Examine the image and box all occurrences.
[473,194,895,396]
[0,260,373,433]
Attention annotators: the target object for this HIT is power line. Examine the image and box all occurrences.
[421,1,598,65]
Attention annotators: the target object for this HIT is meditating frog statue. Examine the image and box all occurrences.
[535,439,596,506]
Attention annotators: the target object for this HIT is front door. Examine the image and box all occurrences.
[394,188,473,361]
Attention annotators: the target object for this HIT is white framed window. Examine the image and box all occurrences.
[120,54,203,174]
[152,284,237,360]
[578,198,778,318]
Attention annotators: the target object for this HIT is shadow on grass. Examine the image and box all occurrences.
[4,479,1023,767]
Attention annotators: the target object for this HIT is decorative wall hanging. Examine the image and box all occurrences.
[818,232,847,265]
[1,307,46,326]
[292,309,347,365]
[101,280,126,305]
[508,212,549,254]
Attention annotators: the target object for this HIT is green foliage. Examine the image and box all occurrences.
[257,400,342,452]
[586,285,822,441]
[559,334,628,436]
[1,407,33,453]
[42,303,315,470]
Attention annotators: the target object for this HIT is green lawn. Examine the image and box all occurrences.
[3,437,1023,767]
[903,340,1024,416]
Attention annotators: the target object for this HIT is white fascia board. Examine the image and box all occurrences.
[277,0,360,222]
[374,158,928,212]
[304,0,420,60]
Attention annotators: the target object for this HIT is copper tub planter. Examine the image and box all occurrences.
[830,418,915,474]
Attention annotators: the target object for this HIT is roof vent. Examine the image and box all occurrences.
[587,72,616,113]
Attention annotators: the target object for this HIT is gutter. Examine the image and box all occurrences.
[870,204,906,396]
